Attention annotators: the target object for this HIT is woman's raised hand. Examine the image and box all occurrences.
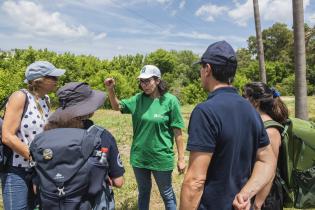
[104,78,115,90]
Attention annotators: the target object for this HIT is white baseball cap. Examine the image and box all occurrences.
[137,65,161,79]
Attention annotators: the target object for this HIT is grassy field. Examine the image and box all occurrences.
[91,96,314,210]
[0,96,314,209]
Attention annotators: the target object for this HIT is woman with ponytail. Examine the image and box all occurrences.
[242,81,289,210]
[1,61,65,210]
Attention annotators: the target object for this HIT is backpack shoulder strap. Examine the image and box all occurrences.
[264,120,284,130]
[87,125,105,140]
[19,89,29,117]
[82,125,105,158]
[264,120,289,138]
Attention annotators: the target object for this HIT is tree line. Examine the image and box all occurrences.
[0,22,314,106]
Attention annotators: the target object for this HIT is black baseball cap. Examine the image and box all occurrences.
[194,40,237,66]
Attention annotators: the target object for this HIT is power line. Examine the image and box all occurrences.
[113,1,164,31]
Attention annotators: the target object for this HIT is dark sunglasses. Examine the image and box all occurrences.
[44,76,58,81]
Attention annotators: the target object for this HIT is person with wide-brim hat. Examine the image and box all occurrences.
[1,61,65,210]
[44,82,125,208]
[48,82,106,123]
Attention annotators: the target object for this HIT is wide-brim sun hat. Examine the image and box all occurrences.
[24,61,65,83]
[48,82,106,122]
[137,65,161,79]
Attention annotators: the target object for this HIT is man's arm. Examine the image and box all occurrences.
[180,151,212,210]
[233,144,276,210]
[111,176,124,188]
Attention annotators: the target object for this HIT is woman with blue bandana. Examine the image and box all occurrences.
[242,82,289,210]
[1,61,65,210]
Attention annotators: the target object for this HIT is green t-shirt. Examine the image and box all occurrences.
[120,92,184,171]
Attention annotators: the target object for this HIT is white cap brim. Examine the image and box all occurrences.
[137,74,160,79]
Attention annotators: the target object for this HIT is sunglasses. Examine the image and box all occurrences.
[139,78,153,85]
[44,75,58,81]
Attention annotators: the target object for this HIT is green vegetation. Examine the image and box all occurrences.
[1,23,315,107]
[0,22,314,209]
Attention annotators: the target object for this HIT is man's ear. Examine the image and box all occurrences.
[205,63,212,76]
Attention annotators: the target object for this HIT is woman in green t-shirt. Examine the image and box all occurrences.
[104,65,185,210]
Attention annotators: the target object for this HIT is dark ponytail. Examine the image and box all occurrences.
[243,82,289,124]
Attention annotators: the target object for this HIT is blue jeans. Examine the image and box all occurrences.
[1,167,36,210]
[133,167,176,210]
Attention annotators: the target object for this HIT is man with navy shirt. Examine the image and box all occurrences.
[179,41,276,210]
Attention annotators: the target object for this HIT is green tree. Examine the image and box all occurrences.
[145,49,176,74]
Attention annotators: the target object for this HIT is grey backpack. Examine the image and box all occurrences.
[30,125,113,210]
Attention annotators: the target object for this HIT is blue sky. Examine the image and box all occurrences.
[0,0,314,59]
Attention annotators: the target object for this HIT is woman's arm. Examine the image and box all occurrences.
[2,91,30,159]
[174,128,186,174]
[253,127,281,209]
[104,78,120,111]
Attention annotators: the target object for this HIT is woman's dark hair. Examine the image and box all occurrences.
[139,76,168,96]
[44,114,92,131]
[243,82,289,124]
[202,63,237,84]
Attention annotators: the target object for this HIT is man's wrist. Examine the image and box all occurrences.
[178,156,185,161]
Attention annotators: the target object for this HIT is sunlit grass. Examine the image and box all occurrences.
[0,97,313,209]
[91,96,314,210]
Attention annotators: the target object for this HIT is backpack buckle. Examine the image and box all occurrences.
[29,160,36,167]
[57,186,65,197]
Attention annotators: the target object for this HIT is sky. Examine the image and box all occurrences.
[0,0,315,59]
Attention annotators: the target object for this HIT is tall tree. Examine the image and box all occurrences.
[292,0,308,120]
[253,0,266,83]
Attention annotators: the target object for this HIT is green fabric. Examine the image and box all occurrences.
[264,118,315,208]
[120,92,184,171]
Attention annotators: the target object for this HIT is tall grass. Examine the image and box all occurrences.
[0,96,313,209]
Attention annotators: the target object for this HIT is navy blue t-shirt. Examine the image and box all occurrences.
[187,87,269,210]
[84,120,125,178]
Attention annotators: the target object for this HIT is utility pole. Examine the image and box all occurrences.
[292,0,308,120]
[253,0,266,83]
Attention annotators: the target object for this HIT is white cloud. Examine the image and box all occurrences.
[156,0,172,4]
[171,32,245,43]
[93,33,107,40]
[179,1,185,10]
[228,0,311,27]
[195,3,229,22]
[228,0,253,27]
[2,1,106,40]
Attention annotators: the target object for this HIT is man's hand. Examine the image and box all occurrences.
[104,78,115,90]
[177,159,186,174]
[233,191,251,210]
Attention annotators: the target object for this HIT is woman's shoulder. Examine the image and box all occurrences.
[162,92,179,101]
[8,90,28,106]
